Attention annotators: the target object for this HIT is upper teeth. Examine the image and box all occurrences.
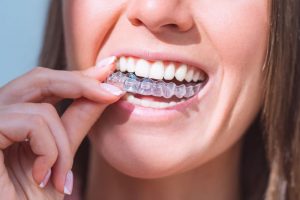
[116,56,206,82]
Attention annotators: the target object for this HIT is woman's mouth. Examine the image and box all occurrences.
[106,56,209,109]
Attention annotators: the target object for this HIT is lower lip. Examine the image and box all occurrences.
[112,78,211,122]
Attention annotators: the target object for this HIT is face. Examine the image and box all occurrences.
[63,0,270,178]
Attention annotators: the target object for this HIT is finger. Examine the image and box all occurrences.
[80,56,117,80]
[61,98,113,155]
[1,103,74,194]
[0,56,120,105]
[61,56,126,154]
[0,113,58,189]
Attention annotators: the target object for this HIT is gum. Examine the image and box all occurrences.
[106,71,203,99]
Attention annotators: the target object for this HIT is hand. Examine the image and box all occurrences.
[0,56,124,200]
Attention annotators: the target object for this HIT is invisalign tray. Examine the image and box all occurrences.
[106,71,204,98]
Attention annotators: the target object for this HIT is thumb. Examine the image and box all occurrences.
[61,98,110,155]
[62,56,123,154]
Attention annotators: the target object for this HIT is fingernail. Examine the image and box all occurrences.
[39,169,51,188]
[96,56,117,68]
[64,170,73,195]
[100,83,124,96]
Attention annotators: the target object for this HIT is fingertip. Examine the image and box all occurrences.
[100,83,125,96]
[39,169,52,188]
[95,56,117,68]
[85,83,125,104]
[64,170,74,195]
[82,56,117,79]
[32,157,52,188]
[51,168,74,195]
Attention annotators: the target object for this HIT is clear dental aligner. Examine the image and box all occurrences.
[106,71,204,99]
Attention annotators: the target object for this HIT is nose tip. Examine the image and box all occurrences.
[127,0,194,33]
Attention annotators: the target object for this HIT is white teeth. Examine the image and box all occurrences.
[117,57,205,82]
[126,57,136,72]
[135,59,150,78]
[185,67,194,82]
[119,57,127,72]
[175,64,188,82]
[124,94,180,109]
[192,71,200,82]
[169,101,177,106]
[127,94,135,101]
[141,99,151,107]
[164,63,176,80]
[149,61,164,80]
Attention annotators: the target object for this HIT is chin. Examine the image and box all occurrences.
[88,112,210,179]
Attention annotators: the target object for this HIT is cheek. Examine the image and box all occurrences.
[63,0,126,69]
[190,1,269,150]
[195,1,269,71]
[198,0,269,121]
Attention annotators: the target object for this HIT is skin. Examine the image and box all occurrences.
[0,65,124,199]
[63,0,269,199]
[0,0,270,200]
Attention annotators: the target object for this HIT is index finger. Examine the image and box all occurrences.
[0,56,119,105]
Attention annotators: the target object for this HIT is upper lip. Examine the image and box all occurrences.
[110,49,211,75]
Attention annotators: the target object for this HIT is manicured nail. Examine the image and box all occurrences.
[64,170,73,195]
[39,169,51,188]
[96,56,117,68]
[100,83,124,96]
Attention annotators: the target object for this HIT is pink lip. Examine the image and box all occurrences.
[110,49,213,75]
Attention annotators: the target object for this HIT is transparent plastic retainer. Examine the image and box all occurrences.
[106,71,204,99]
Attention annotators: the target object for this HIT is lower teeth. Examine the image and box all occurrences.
[106,71,204,99]
[123,94,184,109]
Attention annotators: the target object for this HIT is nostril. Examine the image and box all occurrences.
[165,23,179,30]
[130,18,143,26]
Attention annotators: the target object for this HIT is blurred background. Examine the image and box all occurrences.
[0,0,50,86]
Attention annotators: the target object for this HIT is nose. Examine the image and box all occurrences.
[127,0,194,33]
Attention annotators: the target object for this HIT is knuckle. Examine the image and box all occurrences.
[49,146,59,161]
[40,103,57,114]
[32,66,47,75]
[31,67,51,83]
[34,66,48,72]
[29,114,45,127]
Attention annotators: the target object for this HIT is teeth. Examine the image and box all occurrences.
[124,94,181,109]
[135,59,150,78]
[192,71,200,82]
[149,61,164,80]
[126,57,136,72]
[116,57,206,83]
[107,71,203,98]
[175,64,188,82]
[119,57,127,72]
[185,67,194,82]
[164,63,176,80]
